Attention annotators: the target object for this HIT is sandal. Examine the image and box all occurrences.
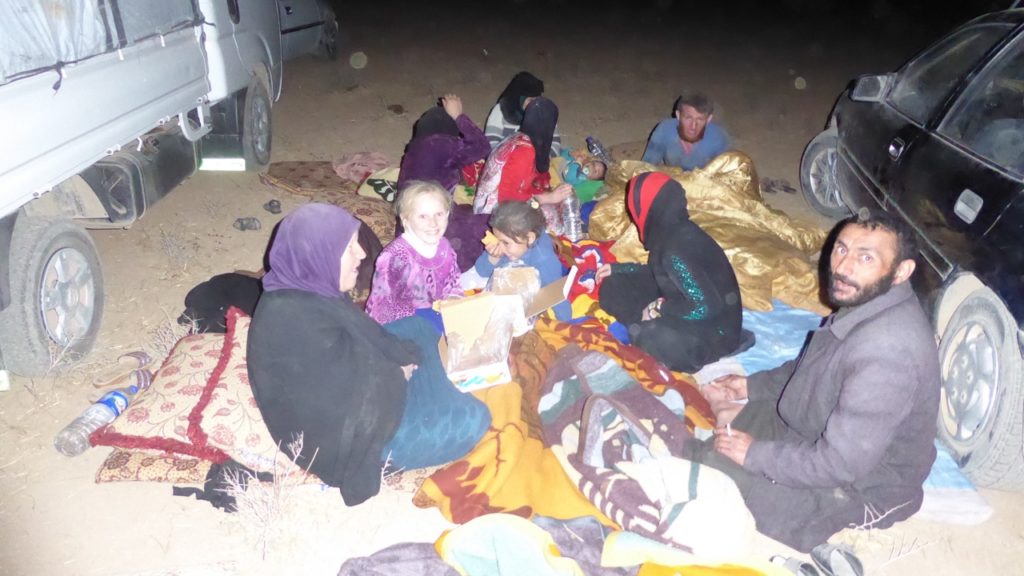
[233,217,262,231]
[262,199,282,214]
[91,351,152,388]
[810,543,864,576]
[771,555,821,576]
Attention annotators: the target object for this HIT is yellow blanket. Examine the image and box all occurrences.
[588,152,830,315]
[415,318,714,526]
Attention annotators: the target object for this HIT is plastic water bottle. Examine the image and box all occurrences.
[54,386,137,457]
[562,192,584,242]
[586,136,613,165]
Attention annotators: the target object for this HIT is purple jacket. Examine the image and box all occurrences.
[398,114,490,191]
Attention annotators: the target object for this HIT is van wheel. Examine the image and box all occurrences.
[799,129,850,219]
[937,288,1024,489]
[0,216,104,376]
[242,78,272,171]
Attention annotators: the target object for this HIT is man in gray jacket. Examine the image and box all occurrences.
[697,208,941,552]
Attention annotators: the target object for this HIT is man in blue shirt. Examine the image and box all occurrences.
[642,92,729,170]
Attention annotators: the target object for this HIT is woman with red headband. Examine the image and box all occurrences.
[596,172,745,373]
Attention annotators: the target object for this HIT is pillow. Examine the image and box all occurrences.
[199,307,307,477]
[91,332,230,463]
[356,167,400,203]
[96,448,211,484]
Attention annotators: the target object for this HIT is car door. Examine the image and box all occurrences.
[278,0,321,60]
[887,25,1024,279]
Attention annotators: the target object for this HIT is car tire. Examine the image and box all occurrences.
[0,216,104,376]
[242,78,272,171]
[799,129,851,219]
[319,9,339,61]
[937,288,1024,490]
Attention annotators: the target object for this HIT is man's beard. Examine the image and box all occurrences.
[828,266,896,308]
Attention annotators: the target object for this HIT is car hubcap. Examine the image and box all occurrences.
[252,96,269,160]
[810,146,843,208]
[39,247,96,347]
[941,320,999,443]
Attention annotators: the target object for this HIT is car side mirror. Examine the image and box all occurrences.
[850,74,894,103]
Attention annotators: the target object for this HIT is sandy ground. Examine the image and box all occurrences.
[2,2,1023,575]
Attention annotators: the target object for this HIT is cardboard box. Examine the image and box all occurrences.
[438,266,577,393]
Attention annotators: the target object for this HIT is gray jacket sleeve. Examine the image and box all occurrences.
[744,338,921,489]
[746,359,797,402]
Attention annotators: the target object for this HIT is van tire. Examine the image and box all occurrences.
[0,216,104,376]
[242,78,272,171]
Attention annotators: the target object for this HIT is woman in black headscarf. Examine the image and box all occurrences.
[473,97,574,219]
[596,172,746,373]
[484,71,562,156]
[247,204,490,506]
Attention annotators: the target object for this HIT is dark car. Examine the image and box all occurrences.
[799,9,1024,489]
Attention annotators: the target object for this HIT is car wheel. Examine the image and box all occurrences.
[799,130,850,219]
[937,288,1024,489]
[0,216,104,376]
[242,78,272,171]
[319,9,339,61]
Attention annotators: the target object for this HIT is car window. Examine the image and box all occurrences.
[939,33,1024,176]
[889,23,1012,125]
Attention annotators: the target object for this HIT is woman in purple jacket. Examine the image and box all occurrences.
[398,94,492,271]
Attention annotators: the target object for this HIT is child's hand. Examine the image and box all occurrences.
[595,263,613,282]
[485,241,504,263]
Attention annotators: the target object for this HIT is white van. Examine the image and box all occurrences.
[0,1,284,376]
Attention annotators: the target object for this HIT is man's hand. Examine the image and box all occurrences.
[713,427,753,466]
[441,93,463,119]
[595,263,612,283]
[401,364,418,381]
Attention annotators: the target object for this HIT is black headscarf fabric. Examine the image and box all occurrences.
[520,96,558,174]
[412,106,459,142]
[497,71,545,126]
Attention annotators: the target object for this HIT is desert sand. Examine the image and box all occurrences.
[2,3,1023,575]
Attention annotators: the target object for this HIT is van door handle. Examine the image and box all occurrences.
[888,137,905,160]
[284,5,294,15]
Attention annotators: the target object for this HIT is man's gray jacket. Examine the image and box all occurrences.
[740,280,940,551]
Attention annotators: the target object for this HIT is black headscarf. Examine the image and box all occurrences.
[497,71,545,126]
[411,106,459,142]
[520,97,558,174]
[627,171,689,248]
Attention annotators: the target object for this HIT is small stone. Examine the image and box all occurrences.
[794,76,807,90]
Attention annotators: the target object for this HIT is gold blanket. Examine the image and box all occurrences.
[588,152,830,315]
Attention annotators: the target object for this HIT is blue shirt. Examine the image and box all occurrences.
[641,118,729,171]
[473,232,571,321]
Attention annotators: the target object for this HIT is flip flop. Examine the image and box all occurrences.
[262,199,282,214]
[771,555,821,576]
[810,543,864,576]
[233,217,262,231]
[91,351,152,388]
